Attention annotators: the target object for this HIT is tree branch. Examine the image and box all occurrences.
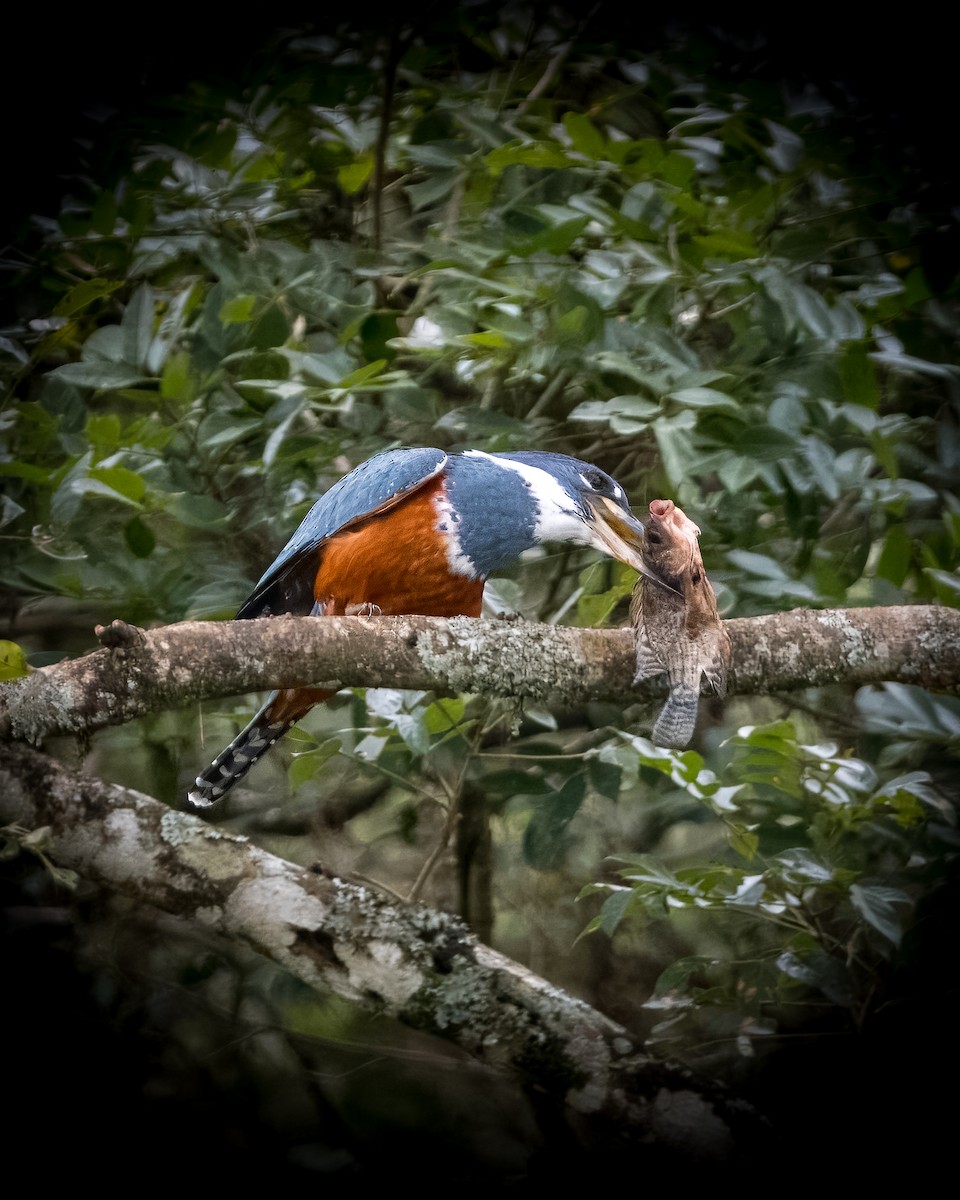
[3,604,952,1158]
[0,741,772,1163]
[1,606,957,745]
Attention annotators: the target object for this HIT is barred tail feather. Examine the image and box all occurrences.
[186,690,294,809]
[651,686,699,750]
[187,685,333,810]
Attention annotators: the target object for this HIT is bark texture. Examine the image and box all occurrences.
[2,605,957,743]
[0,741,772,1163]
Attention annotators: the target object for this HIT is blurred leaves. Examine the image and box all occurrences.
[2,10,958,1093]
[584,720,954,1054]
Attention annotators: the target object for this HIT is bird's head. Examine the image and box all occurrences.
[470,451,651,576]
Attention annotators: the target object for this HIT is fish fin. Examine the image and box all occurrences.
[633,631,666,683]
[702,659,728,697]
[702,629,731,696]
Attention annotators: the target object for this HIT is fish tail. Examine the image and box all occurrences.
[651,686,699,749]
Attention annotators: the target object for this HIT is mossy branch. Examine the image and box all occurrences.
[1,606,957,744]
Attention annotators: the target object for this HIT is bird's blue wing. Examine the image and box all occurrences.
[236,448,448,619]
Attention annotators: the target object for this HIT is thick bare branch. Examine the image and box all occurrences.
[0,741,771,1163]
[1,606,957,744]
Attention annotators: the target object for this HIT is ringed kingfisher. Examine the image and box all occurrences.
[186,447,648,810]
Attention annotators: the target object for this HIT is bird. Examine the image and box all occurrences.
[186,446,649,809]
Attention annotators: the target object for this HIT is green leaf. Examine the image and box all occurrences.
[407,169,460,210]
[422,697,467,735]
[522,775,586,869]
[875,525,913,586]
[88,466,146,504]
[289,739,342,790]
[161,350,197,402]
[53,278,124,318]
[563,112,607,159]
[667,386,741,411]
[511,215,589,257]
[587,753,622,801]
[719,426,798,461]
[923,568,960,605]
[790,283,838,339]
[1,493,26,528]
[839,342,879,408]
[352,733,389,765]
[692,230,758,259]
[773,847,834,885]
[163,492,230,530]
[122,284,156,369]
[462,330,511,349]
[124,516,156,558]
[0,335,28,364]
[359,313,400,362]
[219,294,257,325]
[556,306,591,339]
[404,143,463,168]
[653,417,697,487]
[577,576,634,627]
[391,712,430,756]
[49,362,150,390]
[484,140,572,176]
[855,684,960,745]
[338,359,388,388]
[725,549,789,579]
[86,413,122,451]
[251,304,289,350]
[776,948,856,1006]
[597,888,634,936]
[714,455,763,492]
[649,956,714,1001]
[338,152,375,195]
[568,395,660,433]
[850,884,908,945]
[0,640,30,681]
[618,856,685,890]
[0,460,56,485]
[729,826,759,860]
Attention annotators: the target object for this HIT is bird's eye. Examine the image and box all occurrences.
[583,470,607,492]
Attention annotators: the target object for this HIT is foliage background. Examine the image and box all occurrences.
[2,7,958,1182]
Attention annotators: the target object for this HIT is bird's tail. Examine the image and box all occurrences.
[186,686,330,809]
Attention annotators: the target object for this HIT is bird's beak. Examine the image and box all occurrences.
[586,495,658,581]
